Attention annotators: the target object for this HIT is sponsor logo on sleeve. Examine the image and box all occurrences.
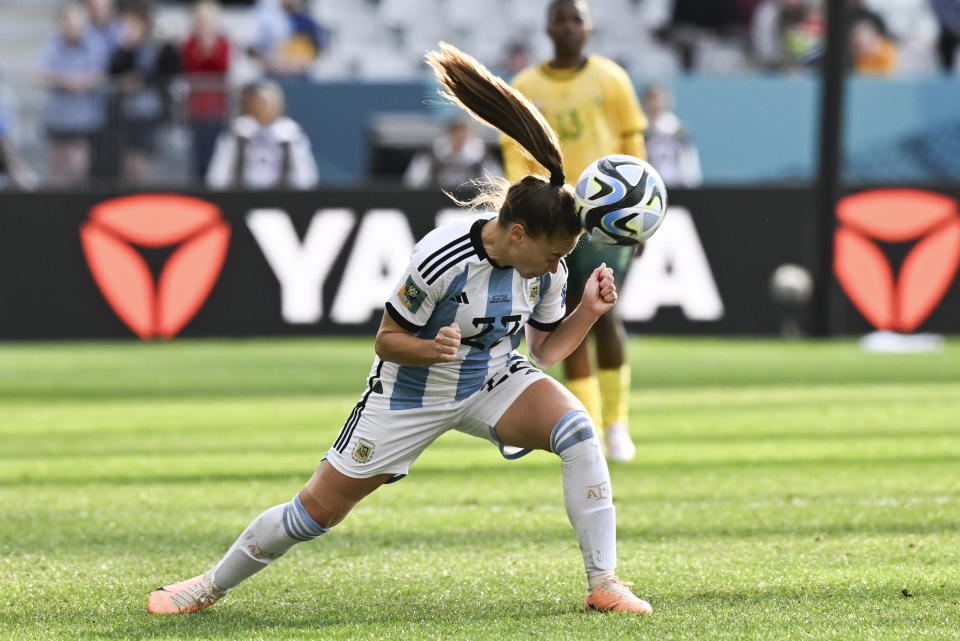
[397,276,427,313]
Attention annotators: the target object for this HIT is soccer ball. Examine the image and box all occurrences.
[769,263,814,307]
[574,154,668,246]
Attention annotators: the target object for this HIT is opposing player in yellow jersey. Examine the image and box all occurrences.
[501,0,647,462]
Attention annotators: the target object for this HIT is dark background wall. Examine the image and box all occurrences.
[0,186,957,339]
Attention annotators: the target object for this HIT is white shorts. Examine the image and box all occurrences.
[325,356,549,481]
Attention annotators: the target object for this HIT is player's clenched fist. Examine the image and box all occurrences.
[434,322,461,362]
[582,263,618,316]
[596,265,617,305]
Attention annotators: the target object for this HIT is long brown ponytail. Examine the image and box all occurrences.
[426,43,565,185]
[425,43,581,240]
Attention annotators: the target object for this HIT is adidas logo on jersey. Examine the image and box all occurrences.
[450,292,469,304]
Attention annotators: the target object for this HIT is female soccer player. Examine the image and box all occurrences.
[147,43,652,616]
[502,0,648,462]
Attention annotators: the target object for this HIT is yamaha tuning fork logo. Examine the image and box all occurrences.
[80,194,231,339]
[834,189,960,333]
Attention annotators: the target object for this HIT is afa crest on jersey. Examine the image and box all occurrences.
[528,281,541,303]
[397,276,426,313]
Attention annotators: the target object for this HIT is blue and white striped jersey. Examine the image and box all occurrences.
[379,214,568,409]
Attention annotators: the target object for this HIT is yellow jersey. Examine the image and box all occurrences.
[501,55,648,184]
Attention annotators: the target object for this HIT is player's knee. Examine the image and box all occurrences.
[550,409,598,458]
[292,490,340,530]
[279,495,329,545]
[298,486,359,529]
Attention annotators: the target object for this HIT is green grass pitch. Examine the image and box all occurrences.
[1,337,959,640]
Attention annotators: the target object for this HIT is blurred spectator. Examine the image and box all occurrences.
[751,0,790,69]
[850,0,891,38]
[403,117,502,194]
[735,0,765,26]
[248,0,327,78]
[0,112,38,191]
[851,14,898,74]
[501,41,532,76]
[85,0,120,182]
[931,0,960,70]
[85,0,121,56]
[669,0,743,70]
[672,0,742,31]
[181,0,231,180]
[108,1,180,184]
[641,84,702,188]
[206,80,318,189]
[751,0,823,71]
[37,2,108,187]
[781,1,823,68]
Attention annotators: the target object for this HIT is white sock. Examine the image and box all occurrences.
[210,495,328,591]
[550,409,617,580]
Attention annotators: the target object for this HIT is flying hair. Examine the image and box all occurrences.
[424,42,580,240]
[425,42,565,186]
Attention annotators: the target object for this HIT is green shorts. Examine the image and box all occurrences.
[566,235,635,297]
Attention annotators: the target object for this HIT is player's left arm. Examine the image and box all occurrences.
[607,65,648,160]
[525,264,616,369]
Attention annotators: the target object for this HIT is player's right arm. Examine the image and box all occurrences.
[375,314,460,366]
[376,249,461,366]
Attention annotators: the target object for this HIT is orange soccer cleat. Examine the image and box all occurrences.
[584,575,653,614]
[147,571,225,614]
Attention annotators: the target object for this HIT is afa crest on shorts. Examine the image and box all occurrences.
[352,438,376,463]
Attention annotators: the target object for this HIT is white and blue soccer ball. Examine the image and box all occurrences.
[574,154,668,246]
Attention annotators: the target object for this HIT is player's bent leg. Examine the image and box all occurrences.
[492,377,579,450]
[493,380,651,614]
[147,494,328,614]
[299,460,393,529]
[147,462,390,615]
